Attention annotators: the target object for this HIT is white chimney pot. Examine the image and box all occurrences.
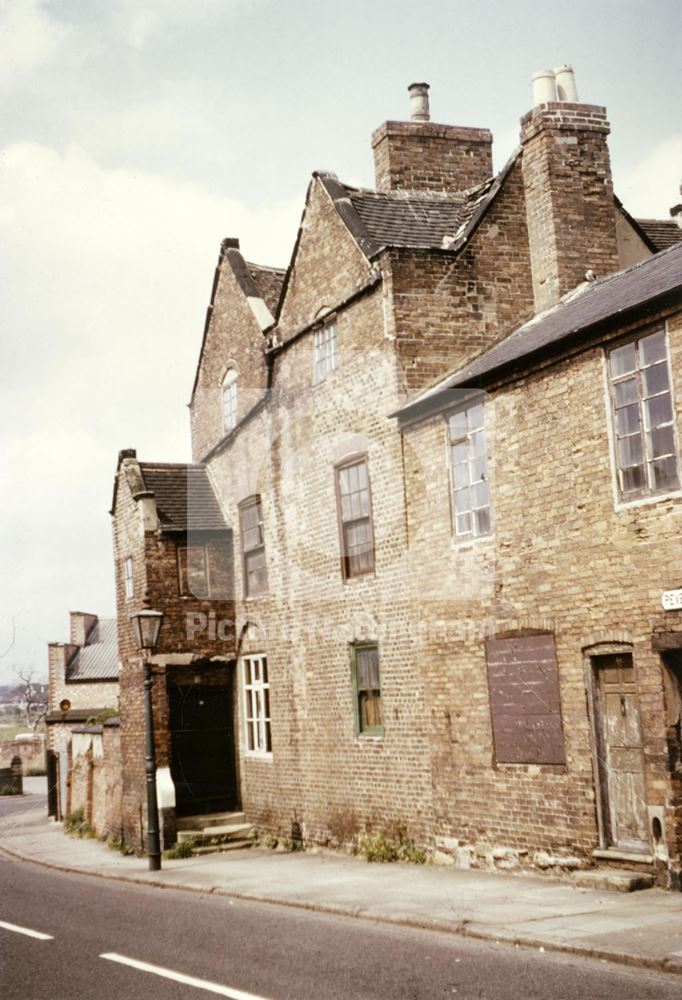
[554,64,578,102]
[408,82,430,122]
[532,69,556,106]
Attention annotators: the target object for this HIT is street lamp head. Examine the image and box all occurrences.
[129,602,164,653]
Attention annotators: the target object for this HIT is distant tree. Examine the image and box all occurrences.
[0,617,16,661]
[11,668,48,730]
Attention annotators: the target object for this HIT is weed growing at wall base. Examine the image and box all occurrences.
[359,824,427,864]
[63,807,93,839]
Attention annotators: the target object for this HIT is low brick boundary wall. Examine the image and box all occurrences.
[0,756,23,795]
[0,735,45,774]
[68,720,122,838]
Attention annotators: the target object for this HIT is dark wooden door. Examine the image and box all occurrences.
[46,750,58,818]
[593,654,649,852]
[168,684,237,817]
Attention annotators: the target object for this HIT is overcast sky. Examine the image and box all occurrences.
[1,0,680,685]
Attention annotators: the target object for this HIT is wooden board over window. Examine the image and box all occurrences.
[485,634,566,765]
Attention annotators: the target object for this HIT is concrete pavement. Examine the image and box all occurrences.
[2,779,682,977]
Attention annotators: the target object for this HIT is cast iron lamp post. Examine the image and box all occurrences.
[129,602,164,871]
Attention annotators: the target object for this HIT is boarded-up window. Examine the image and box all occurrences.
[485,634,565,764]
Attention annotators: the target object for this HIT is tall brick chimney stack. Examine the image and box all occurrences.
[372,83,493,194]
[520,65,620,312]
[70,611,98,648]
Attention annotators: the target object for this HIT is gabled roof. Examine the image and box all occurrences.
[138,462,228,533]
[316,159,515,258]
[636,219,682,252]
[66,617,119,683]
[396,242,682,423]
[248,262,286,315]
[189,240,284,404]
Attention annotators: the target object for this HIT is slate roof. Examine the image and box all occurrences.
[636,219,682,251]
[397,242,682,422]
[139,462,228,533]
[248,263,286,314]
[316,153,519,258]
[65,618,119,683]
[348,189,465,249]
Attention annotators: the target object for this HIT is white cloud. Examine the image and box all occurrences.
[0,140,300,682]
[127,8,161,49]
[615,135,682,219]
[118,0,262,48]
[0,0,71,85]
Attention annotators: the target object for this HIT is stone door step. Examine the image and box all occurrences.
[592,847,654,865]
[192,840,253,856]
[177,811,245,831]
[177,823,253,845]
[574,868,654,892]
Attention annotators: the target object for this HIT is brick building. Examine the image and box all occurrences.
[45,611,120,819]
[110,453,236,847]
[111,68,682,884]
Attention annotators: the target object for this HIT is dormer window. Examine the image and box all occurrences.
[222,368,238,432]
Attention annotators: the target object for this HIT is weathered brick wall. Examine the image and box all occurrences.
[47,623,119,745]
[46,641,119,738]
[112,457,149,848]
[112,459,236,849]
[276,178,373,338]
[520,103,620,312]
[190,245,271,463]
[400,304,682,875]
[140,91,677,876]
[69,727,121,837]
[205,188,436,843]
[94,723,122,838]
[68,734,93,824]
[372,121,493,194]
[0,736,45,772]
[389,157,536,392]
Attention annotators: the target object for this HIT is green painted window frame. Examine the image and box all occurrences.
[350,642,383,737]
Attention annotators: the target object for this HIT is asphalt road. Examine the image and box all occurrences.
[3,853,682,1000]
[1,791,681,1000]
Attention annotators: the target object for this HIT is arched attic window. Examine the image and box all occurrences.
[222,368,238,432]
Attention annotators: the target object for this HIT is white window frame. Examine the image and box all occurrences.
[313,322,337,383]
[606,326,680,503]
[124,557,134,599]
[448,401,492,540]
[242,654,272,758]
[222,368,238,432]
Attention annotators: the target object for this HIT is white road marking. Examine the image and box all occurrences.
[100,953,272,999]
[0,920,53,941]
